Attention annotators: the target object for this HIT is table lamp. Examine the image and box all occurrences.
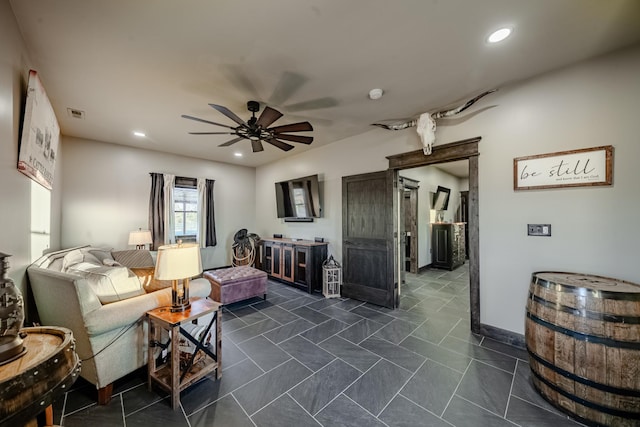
[154,242,202,312]
[128,229,152,250]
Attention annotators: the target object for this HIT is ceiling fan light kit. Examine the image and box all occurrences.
[182,101,313,153]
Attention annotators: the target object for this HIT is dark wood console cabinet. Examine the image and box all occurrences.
[431,223,466,270]
[259,238,328,293]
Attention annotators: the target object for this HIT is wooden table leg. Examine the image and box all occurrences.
[45,404,54,426]
[171,324,180,410]
[216,310,222,380]
[147,318,156,392]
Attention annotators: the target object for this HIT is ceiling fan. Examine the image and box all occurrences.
[182,101,313,152]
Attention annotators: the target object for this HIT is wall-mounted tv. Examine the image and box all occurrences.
[275,174,321,220]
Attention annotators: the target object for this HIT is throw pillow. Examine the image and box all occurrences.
[67,262,145,304]
[111,250,154,268]
[62,249,101,271]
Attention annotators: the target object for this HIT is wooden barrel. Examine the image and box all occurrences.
[525,272,640,427]
[0,326,81,427]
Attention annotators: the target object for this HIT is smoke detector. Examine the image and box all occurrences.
[368,88,384,100]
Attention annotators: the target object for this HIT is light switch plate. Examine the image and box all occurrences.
[528,224,551,236]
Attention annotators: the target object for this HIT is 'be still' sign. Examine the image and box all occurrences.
[514,146,613,191]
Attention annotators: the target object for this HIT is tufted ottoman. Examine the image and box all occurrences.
[204,266,267,305]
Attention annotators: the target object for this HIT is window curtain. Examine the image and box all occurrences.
[163,174,175,245]
[197,178,206,248]
[205,179,217,247]
[148,173,165,251]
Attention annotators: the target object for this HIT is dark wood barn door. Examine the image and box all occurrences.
[342,170,396,308]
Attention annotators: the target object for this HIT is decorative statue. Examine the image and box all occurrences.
[372,89,497,155]
[0,252,26,364]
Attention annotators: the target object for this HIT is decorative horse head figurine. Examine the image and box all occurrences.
[372,89,497,154]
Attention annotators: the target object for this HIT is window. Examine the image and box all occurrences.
[173,184,198,243]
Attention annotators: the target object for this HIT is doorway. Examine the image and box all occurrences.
[387,137,481,333]
[401,177,419,275]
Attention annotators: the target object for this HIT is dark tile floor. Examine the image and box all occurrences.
[53,265,586,426]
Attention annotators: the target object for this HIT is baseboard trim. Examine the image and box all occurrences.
[417,264,432,273]
[479,323,525,350]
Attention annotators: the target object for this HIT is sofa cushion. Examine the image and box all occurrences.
[66,262,145,304]
[111,250,154,268]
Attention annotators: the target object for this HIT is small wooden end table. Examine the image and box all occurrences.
[146,297,222,409]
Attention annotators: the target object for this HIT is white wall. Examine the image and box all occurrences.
[0,1,63,303]
[257,45,640,335]
[61,137,256,269]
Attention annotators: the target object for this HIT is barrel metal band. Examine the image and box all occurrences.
[527,347,640,398]
[526,312,640,350]
[529,292,640,324]
[530,369,640,419]
[534,277,640,301]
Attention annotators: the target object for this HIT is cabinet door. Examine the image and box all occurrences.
[271,244,282,278]
[432,225,451,268]
[293,246,309,285]
[282,245,294,282]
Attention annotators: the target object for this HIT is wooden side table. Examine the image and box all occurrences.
[146,297,222,409]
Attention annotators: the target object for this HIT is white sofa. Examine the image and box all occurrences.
[27,246,211,404]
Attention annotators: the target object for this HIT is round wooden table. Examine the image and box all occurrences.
[0,327,80,427]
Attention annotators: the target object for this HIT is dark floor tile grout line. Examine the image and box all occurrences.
[240,362,315,418]
[455,394,521,426]
[230,392,258,427]
[438,355,472,419]
[314,338,377,375]
[119,393,125,426]
[284,391,324,424]
[341,393,392,427]
[59,400,98,418]
[397,392,457,427]
[299,359,366,417]
[505,357,518,419]
[375,356,428,418]
[436,318,464,347]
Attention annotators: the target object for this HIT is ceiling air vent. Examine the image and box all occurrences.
[67,108,85,119]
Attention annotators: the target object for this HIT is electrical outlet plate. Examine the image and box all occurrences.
[528,224,551,236]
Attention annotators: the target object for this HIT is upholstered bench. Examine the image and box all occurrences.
[204,266,267,305]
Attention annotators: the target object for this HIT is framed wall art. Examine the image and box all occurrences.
[17,69,60,191]
[514,145,613,191]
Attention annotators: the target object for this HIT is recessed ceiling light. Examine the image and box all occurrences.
[234,152,243,157]
[368,88,384,100]
[487,27,512,43]
[133,131,146,137]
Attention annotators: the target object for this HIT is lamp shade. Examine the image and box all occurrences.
[128,229,152,246]
[154,243,202,280]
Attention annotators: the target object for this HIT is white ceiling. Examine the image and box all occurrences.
[9,0,640,168]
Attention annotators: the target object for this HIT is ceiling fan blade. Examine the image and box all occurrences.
[251,140,264,153]
[268,71,307,106]
[218,136,245,147]
[256,106,283,128]
[188,132,236,135]
[208,104,246,126]
[272,134,313,145]
[181,114,235,129]
[285,97,338,112]
[269,121,313,133]
[265,138,294,152]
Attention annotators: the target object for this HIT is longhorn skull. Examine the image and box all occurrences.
[372,89,496,155]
